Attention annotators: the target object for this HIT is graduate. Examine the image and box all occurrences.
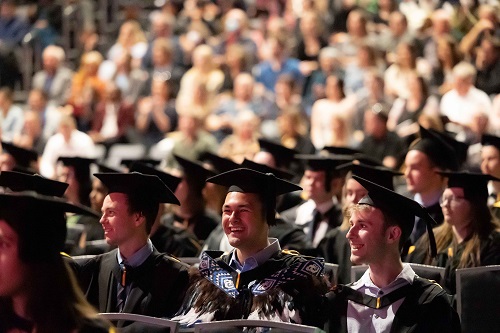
[407,172,500,294]
[0,141,39,173]
[129,162,201,258]
[173,168,329,328]
[74,172,190,323]
[325,176,461,332]
[318,162,403,284]
[0,191,114,332]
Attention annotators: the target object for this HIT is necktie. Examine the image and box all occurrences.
[309,209,323,241]
[116,263,129,312]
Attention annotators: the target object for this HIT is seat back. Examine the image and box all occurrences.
[324,262,340,285]
[98,313,179,333]
[456,265,500,333]
[407,263,445,284]
[193,319,325,333]
[350,265,369,283]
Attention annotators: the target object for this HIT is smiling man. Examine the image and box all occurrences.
[173,168,329,328]
[325,176,460,332]
[74,172,189,325]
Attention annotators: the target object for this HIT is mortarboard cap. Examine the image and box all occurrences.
[1,141,38,168]
[409,125,458,171]
[121,158,161,169]
[174,154,216,190]
[336,162,402,190]
[353,175,437,257]
[257,138,298,169]
[351,153,384,167]
[295,154,354,172]
[241,158,295,181]
[94,172,180,205]
[437,171,500,204]
[199,151,240,174]
[130,162,182,192]
[58,156,95,184]
[0,191,99,262]
[429,129,469,168]
[481,134,500,151]
[322,146,362,156]
[206,168,302,225]
[0,171,68,197]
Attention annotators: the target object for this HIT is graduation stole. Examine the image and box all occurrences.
[199,252,324,298]
[332,283,413,309]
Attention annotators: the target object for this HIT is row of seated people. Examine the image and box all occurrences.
[0,128,498,325]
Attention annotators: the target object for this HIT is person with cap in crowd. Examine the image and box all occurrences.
[199,151,240,217]
[74,172,189,324]
[162,154,219,241]
[56,157,105,254]
[172,168,329,328]
[317,161,403,284]
[255,138,304,210]
[324,175,461,332]
[0,141,39,173]
[130,162,201,258]
[283,154,352,248]
[407,172,500,294]
[0,191,114,332]
[403,125,459,255]
[202,159,311,253]
[480,134,500,218]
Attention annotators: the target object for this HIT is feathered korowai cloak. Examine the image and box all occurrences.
[172,250,329,329]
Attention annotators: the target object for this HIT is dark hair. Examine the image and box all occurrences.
[126,192,159,234]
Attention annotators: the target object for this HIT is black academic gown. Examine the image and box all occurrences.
[75,248,190,321]
[175,250,329,328]
[161,209,219,241]
[317,228,352,284]
[203,217,312,252]
[324,276,461,333]
[150,224,201,257]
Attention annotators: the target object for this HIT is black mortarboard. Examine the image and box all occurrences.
[322,146,362,156]
[95,162,122,173]
[354,175,437,257]
[429,129,469,168]
[336,162,402,190]
[295,154,354,172]
[199,151,240,174]
[1,141,38,168]
[409,125,458,171]
[130,162,182,192]
[351,153,384,167]
[94,172,179,204]
[0,191,99,262]
[0,171,68,197]
[241,158,295,181]
[58,157,95,174]
[206,168,302,225]
[174,154,216,190]
[437,171,500,204]
[257,139,298,169]
[481,134,500,151]
[121,158,161,169]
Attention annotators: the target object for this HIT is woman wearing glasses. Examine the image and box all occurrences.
[406,172,500,294]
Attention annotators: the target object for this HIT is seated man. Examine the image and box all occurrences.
[74,172,189,323]
[173,168,329,328]
[325,176,461,332]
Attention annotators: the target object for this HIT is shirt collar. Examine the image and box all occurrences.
[229,238,281,273]
[414,191,442,208]
[117,239,154,267]
[353,263,415,292]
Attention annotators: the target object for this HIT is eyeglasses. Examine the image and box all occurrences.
[439,195,466,207]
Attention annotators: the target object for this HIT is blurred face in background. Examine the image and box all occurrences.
[481,145,500,178]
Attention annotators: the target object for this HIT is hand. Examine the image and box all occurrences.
[138,98,153,115]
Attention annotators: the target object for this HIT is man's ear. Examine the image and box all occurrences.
[386,225,402,244]
[133,212,146,227]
